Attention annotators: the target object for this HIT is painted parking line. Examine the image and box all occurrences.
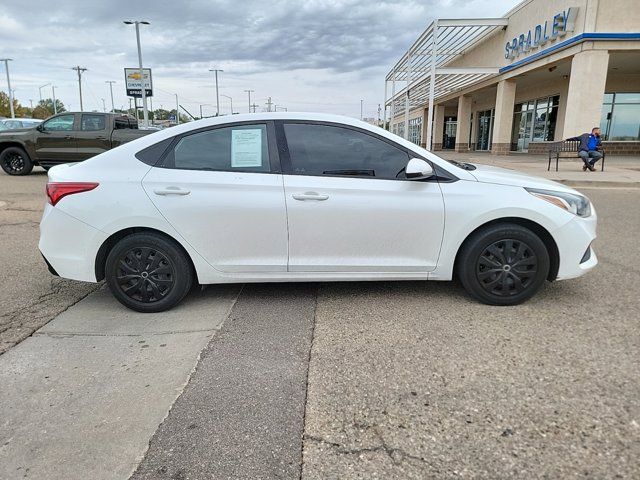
[0,285,240,480]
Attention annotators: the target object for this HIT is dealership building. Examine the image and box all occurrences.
[384,0,640,155]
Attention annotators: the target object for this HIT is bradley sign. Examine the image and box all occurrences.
[505,7,578,60]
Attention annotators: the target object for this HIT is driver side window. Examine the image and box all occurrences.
[43,115,75,131]
[283,123,410,179]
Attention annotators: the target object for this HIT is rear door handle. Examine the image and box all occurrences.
[153,186,191,196]
[292,192,329,201]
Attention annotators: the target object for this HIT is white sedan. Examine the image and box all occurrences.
[39,113,597,312]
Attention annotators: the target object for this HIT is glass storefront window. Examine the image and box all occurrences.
[600,93,640,141]
[408,117,422,145]
[510,95,559,151]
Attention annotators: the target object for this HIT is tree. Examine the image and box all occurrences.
[31,98,66,120]
[0,90,24,118]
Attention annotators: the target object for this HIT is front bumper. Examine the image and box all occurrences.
[553,212,598,280]
[39,204,108,282]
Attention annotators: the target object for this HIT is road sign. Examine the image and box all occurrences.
[169,115,176,121]
[124,68,153,97]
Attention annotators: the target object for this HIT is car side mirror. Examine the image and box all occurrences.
[36,124,44,132]
[405,158,434,180]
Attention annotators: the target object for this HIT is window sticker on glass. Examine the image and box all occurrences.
[231,129,262,167]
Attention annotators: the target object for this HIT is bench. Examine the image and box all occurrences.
[547,140,606,172]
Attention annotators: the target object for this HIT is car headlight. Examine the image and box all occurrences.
[525,188,592,217]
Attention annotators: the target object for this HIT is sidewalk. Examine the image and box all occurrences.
[437,151,640,188]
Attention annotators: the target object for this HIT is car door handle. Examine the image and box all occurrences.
[292,192,329,201]
[153,187,191,196]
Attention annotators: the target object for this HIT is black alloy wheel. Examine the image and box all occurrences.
[476,239,537,297]
[1,147,34,175]
[115,247,176,303]
[105,232,193,312]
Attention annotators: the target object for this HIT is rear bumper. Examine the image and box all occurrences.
[39,204,107,282]
[554,212,598,280]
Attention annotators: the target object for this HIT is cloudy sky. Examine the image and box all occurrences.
[1,0,518,119]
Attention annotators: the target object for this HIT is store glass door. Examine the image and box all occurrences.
[443,116,457,149]
[476,109,494,151]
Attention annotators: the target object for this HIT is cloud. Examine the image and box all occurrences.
[0,0,518,117]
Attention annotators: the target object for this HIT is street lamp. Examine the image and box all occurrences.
[39,83,51,103]
[221,94,233,115]
[209,68,223,116]
[52,85,58,114]
[1,59,15,118]
[244,89,254,113]
[105,81,116,112]
[124,20,150,127]
[199,104,212,119]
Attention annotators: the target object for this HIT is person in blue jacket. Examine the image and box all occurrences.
[566,127,602,172]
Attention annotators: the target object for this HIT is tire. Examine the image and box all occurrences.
[105,232,193,313]
[457,224,550,306]
[0,147,34,175]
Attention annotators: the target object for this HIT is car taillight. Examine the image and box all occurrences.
[46,182,99,206]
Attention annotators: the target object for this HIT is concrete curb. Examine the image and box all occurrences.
[557,180,640,188]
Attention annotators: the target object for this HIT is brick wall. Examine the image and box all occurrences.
[528,141,640,155]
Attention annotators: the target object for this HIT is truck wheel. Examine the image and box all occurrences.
[1,147,34,175]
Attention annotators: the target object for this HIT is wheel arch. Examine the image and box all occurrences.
[0,141,32,158]
[453,217,560,281]
[94,226,199,283]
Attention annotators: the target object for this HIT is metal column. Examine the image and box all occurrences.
[425,20,439,150]
[403,51,412,140]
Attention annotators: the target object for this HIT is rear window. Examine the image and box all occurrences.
[135,138,174,166]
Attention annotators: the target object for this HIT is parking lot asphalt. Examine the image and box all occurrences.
[302,187,640,479]
[0,168,100,354]
[0,168,638,479]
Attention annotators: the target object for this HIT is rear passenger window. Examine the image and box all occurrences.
[164,124,270,172]
[81,114,106,131]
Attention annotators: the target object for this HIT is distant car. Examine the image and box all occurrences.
[0,112,153,175]
[39,112,598,312]
[0,118,42,130]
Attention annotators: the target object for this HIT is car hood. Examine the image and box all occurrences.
[0,128,32,136]
[467,163,579,194]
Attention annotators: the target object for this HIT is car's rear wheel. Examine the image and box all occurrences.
[1,147,34,175]
[105,233,193,312]
[457,224,550,306]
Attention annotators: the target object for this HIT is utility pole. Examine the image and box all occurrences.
[124,20,150,127]
[52,85,57,114]
[244,89,254,113]
[71,66,87,111]
[250,103,258,113]
[105,81,116,112]
[377,103,381,126]
[29,99,33,109]
[1,59,15,118]
[266,96,273,112]
[360,99,363,120]
[209,68,223,116]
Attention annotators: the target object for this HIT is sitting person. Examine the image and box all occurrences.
[566,127,603,172]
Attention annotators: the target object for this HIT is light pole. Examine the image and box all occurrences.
[244,89,254,113]
[29,99,33,109]
[101,98,106,112]
[105,80,116,112]
[39,83,51,104]
[360,99,363,120]
[124,20,150,127]
[221,94,233,115]
[52,85,57,114]
[175,93,179,125]
[199,104,211,119]
[71,66,87,110]
[1,59,15,118]
[209,68,223,116]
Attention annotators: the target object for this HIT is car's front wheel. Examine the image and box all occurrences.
[0,147,34,175]
[457,224,550,306]
[105,232,193,312]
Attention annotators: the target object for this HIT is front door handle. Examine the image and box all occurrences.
[292,192,329,201]
[153,186,191,196]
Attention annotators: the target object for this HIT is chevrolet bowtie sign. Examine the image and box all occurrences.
[125,68,153,98]
[505,7,579,60]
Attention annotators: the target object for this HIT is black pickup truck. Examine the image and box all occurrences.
[0,112,154,175]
